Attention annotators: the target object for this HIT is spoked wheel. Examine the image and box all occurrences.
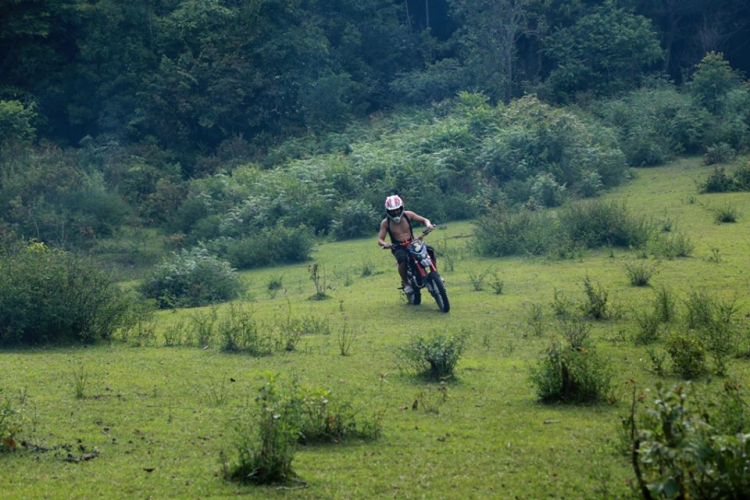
[427,271,449,313]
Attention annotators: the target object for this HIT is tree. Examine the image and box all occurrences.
[543,0,662,99]
[688,52,742,114]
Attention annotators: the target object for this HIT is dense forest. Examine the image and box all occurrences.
[1,0,750,260]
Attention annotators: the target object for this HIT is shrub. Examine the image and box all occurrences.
[330,200,380,240]
[665,331,706,379]
[714,204,738,223]
[700,166,734,193]
[223,224,314,270]
[649,231,694,259]
[218,305,274,355]
[580,276,609,320]
[140,246,243,308]
[624,261,657,286]
[0,388,24,452]
[703,142,737,165]
[653,286,676,323]
[473,206,558,257]
[529,334,612,404]
[297,386,382,444]
[226,374,300,485]
[397,332,467,380]
[633,311,663,346]
[559,200,651,249]
[0,243,137,345]
[629,383,750,499]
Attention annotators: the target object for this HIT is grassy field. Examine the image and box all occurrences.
[2,156,750,499]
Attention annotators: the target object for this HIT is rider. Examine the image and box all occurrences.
[377,195,435,294]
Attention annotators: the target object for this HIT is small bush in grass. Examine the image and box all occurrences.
[223,225,314,270]
[218,304,273,355]
[559,200,652,249]
[397,332,467,380]
[226,374,300,485]
[633,311,662,345]
[0,243,137,345]
[529,334,612,404]
[628,383,750,499]
[649,231,694,259]
[732,162,750,190]
[140,247,243,309]
[297,386,382,444]
[700,166,734,193]
[714,204,738,223]
[580,276,609,320]
[0,389,24,452]
[330,200,380,240]
[473,206,558,257]
[624,261,657,286]
[665,331,706,379]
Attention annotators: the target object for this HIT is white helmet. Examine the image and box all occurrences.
[385,195,404,223]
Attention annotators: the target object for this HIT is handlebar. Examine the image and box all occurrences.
[382,226,434,249]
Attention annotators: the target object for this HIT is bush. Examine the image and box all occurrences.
[226,374,300,485]
[530,333,612,404]
[397,332,467,380]
[330,200,380,240]
[703,142,737,165]
[624,261,657,286]
[0,243,136,345]
[629,383,750,499]
[580,276,609,320]
[665,331,706,379]
[0,388,24,452]
[714,204,739,223]
[559,199,651,249]
[222,224,314,270]
[297,386,382,444]
[140,246,243,308]
[473,206,558,257]
[700,166,734,193]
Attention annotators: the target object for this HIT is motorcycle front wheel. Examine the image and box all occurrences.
[427,271,449,313]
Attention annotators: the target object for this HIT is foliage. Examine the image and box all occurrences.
[543,0,662,100]
[139,246,243,308]
[530,327,613,404]
[397,332,467,380]
[559,200,651,249]
[297,386,382,444]
[0,100,36,144]
[0,389,24,452]
[221,224,314,270]
[703,142,737,165]
[0,243,137,345]
[629,383,750,499]
[665,331,707,380]
[624,261,657,287]
[227,374,300,485]
[331,200,380,241]
[689,52,743,114]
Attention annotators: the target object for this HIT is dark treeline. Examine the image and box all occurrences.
[1,0,750,262]
[3,0,749,157]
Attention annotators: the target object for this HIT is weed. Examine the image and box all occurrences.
[624,261,657,286]
[414,383,450,414]
[529,335,613,404]
[645,347,668,376]
[666,331,706,379]
[360,259,376,277]
[580,276,609,320]
[551,288,575,318]
[397,332,467,380]
[559,317,591,349]
[266,275,283,291]
[633,311,662,345]
[163,321,188,346]
[219,304,273,355]
[653,286,677,323]
[435,240,458,272]
[714,204,738,223]
[188,307,219,347]
[0,388,24,452]
[226,374,299,485]
[489,271,504,294]
[204,378,230,407]
[649,231,694,259]
[706,246,722,263]
[336,321,357,356]
[468,268,490,291]
[72,364,89,399]
[307,263,331,300]
[297,386,382,444]
[526,303,545,337]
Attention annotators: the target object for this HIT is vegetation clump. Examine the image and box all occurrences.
[139,246,243,308]
[397,332,467,380]
[0,243,136,345]
[628,383,750,499]
[530,319,613,403]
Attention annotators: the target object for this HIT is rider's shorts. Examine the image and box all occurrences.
[391,247,409,264]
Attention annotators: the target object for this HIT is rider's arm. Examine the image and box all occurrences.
[377,220,391,248]
[404,211,435,230]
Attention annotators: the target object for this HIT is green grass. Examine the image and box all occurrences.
[2,156,750,498]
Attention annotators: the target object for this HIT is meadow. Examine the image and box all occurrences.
[2,156,750,499]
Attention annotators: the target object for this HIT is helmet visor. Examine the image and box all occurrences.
[387,207,403,218]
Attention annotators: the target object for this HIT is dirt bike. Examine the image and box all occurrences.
[387,227,450,313]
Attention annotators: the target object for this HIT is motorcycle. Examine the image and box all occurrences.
[387,228,450,313]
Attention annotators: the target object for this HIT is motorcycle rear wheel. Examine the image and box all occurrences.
[427,271,449,313]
